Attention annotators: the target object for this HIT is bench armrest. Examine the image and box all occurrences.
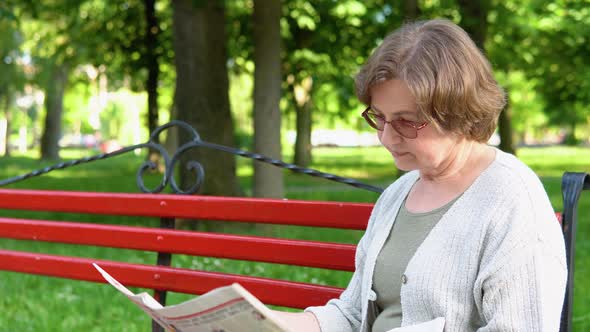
[560,172,589,332]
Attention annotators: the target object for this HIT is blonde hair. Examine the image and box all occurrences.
[355,19,506,142]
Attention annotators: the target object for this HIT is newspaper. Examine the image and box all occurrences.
[92,263,291,332]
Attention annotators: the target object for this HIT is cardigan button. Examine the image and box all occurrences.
[401,274,408,284]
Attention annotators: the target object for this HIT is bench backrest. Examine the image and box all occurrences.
[0,189,372,309]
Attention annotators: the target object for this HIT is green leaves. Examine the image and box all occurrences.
[287,1,319,30]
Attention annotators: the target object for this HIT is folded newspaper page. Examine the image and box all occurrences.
[93,263,291,332]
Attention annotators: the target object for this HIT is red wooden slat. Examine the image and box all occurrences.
[0,250,342,309]
[0,218,356,271]
[0,189,372,229]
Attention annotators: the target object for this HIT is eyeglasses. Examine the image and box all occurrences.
[361,107,428,139]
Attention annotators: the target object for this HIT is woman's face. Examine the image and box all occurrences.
[370,79,462,174]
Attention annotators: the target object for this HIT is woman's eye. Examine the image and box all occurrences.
[399,119,418,126]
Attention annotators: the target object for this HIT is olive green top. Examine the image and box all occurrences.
[371,195,460,332]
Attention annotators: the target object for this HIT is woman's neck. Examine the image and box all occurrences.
[419,141,493,184]
[407,143,495,213]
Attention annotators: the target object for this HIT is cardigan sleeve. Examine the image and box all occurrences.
[304,230,370,332]
[474,189,567,332]
[304,175,412,332]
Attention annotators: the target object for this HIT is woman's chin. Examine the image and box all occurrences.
[392,159,415,172]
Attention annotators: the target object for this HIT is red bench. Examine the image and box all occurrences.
[0,189,370,310]
[0,172,587,332]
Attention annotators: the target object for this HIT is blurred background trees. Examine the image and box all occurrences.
[0,0,588,197]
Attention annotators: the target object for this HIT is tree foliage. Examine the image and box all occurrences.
[1,0,589,175]
[488,0,590,142]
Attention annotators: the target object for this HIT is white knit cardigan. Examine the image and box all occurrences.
[306,149,567,332]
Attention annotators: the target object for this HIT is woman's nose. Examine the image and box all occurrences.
[378,124,403,146]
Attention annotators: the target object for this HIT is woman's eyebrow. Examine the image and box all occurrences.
[371,105,417,117]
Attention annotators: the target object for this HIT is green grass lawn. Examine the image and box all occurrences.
[0,146,588,330]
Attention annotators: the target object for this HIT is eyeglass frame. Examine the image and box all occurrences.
[361,107,428,139]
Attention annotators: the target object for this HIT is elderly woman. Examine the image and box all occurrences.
[274,19,567,331]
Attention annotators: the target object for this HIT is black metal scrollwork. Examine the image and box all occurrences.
[0,120,384,194]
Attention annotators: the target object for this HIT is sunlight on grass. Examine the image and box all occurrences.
[519,146,590,177]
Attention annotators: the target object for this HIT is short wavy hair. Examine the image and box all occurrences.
[355,19,506,142]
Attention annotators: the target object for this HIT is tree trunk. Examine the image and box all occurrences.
[164,95,178,155]
[40,64,68,161]
[145,0,160,159]
[565,121,578,145]
[3,96,11,157]
[293,77,313,167]
[498,99,516,154]
[404,0,421,20]
[252,0,283,198]
[457,0,516,154]
[172,0,241,196]
[457,0,488,50]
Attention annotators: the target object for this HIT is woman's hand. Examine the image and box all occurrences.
[272,310,321,332]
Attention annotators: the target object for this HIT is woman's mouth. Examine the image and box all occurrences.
[391,151,408,158]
